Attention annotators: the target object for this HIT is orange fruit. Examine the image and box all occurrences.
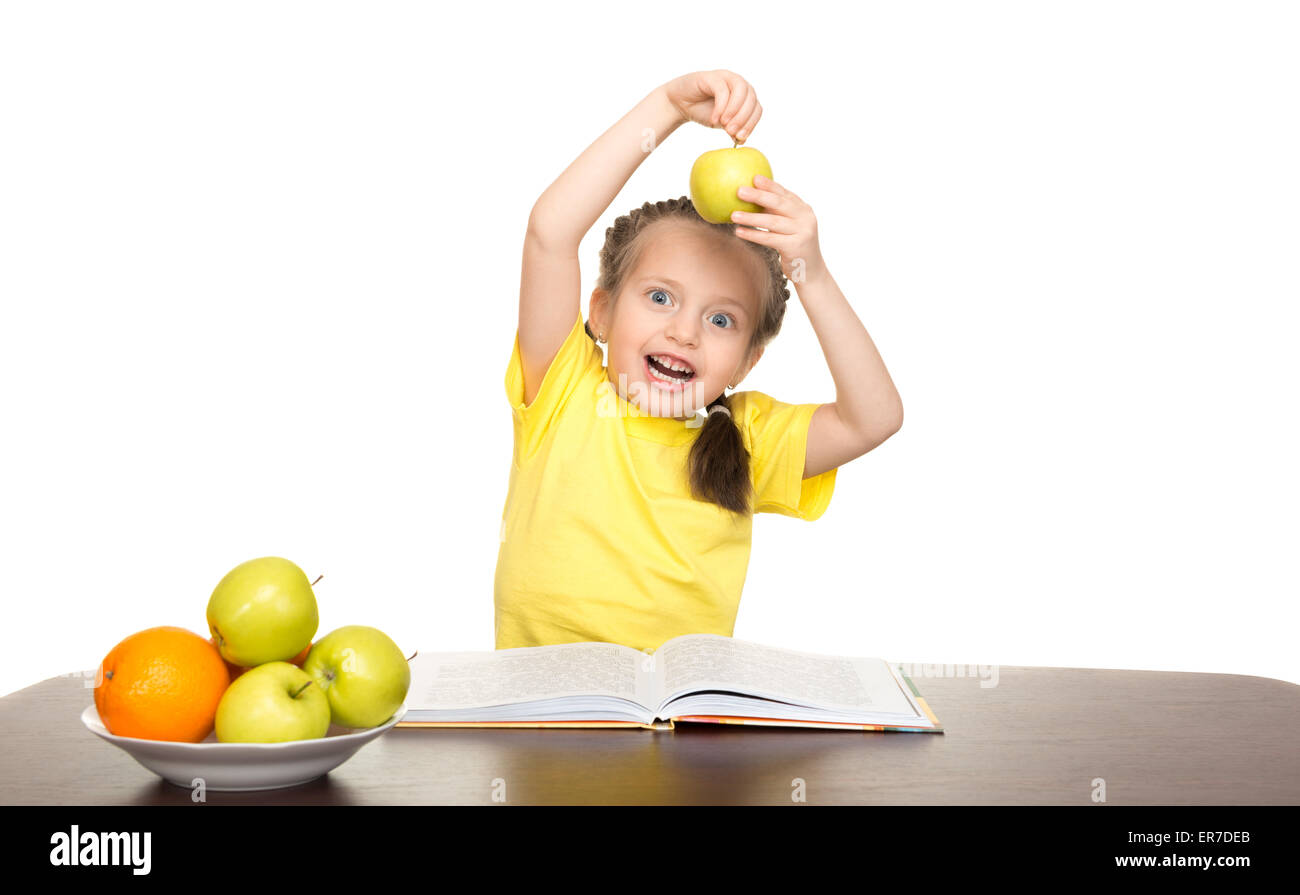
[95,626,231,742]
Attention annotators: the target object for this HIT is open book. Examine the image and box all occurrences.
[396,634,943,732]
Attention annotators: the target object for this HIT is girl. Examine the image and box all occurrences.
[495,70,903,653]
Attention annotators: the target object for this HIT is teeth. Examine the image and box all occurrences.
[651,355,694,374]
[648,364,683,384]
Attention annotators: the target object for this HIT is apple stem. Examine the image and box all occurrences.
[311,574,323,586]
[291,680,314,699]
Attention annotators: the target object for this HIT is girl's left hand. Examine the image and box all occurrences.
[731,175,825,284]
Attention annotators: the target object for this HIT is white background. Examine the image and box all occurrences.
[2,0,1296,699]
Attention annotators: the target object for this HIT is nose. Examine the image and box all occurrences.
[664,315,700,350]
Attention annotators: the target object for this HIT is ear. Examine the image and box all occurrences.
[589,288,609,337]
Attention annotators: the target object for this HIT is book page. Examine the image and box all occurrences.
[656,634,878,712]
[409,641,653,709]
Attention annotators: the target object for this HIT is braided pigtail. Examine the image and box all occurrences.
[687,392,752,514]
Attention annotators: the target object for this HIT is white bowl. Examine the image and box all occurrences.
[80,703,407,792]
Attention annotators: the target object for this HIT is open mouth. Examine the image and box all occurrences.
[645,354,696,387]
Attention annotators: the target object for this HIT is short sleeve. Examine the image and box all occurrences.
[505,310,603,464]
[732,390,837,521]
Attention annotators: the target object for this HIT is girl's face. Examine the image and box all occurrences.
[595,221,764,420]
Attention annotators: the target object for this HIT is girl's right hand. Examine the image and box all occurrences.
[663,70,763,144]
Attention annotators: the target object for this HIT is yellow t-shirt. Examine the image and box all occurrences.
[494,309,837,653]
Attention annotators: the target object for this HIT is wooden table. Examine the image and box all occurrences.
[3,666,1296,805]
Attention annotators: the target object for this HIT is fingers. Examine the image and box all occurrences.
[753,174,792,198]
[707,70,761,141]
[732,225,774,246]
[726,91,759,142]
[729,210,797,235]
[737,100,762,142]
[737,178,796,212]
[717,77,749,131]
[707,72,731,127]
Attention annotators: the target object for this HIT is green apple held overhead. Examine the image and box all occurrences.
[689,145,773,225]
[303,626,410,729]
[207,556,318,667]
[215,661,331,743]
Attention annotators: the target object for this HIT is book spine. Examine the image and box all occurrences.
[670,716,943,733]
[395,720,654,730]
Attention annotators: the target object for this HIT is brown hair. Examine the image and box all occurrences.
[584,196,791,515]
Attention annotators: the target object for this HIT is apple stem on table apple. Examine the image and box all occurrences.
[311,574,322,587]
[290,680,314,700]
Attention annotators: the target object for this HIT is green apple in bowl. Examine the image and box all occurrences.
[207,556,318,667]
[215,661,331,743]
[303,626,411,729]
[689,145,773,224]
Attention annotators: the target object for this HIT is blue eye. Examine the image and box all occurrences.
[647,288,735,329]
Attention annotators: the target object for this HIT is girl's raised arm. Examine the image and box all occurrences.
[517,72,760,407]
